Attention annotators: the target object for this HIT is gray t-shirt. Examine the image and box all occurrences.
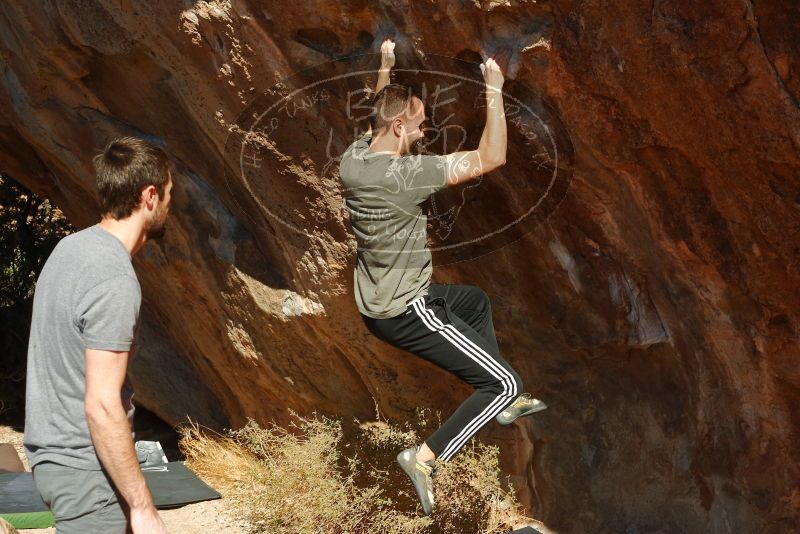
[24,224,141,471]
[340,131,449,318]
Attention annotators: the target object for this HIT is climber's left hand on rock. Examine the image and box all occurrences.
[380,38,395,70]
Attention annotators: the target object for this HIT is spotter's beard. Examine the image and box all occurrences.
[145,208,168,240]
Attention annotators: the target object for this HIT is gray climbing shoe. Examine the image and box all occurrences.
[495,393,547,425]
[396,446,436,515]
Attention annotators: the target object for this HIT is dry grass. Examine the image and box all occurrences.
[179,410,533,534]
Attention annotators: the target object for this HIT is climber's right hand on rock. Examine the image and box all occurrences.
[480,57,505,92]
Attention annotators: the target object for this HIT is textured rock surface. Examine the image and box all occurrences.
[1,1,799,532]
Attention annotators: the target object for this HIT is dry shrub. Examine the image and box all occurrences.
[180,410,533,534]
[178,422,262,514]
[432,442,531,534]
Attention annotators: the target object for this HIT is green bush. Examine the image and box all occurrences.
[0,173,73,421]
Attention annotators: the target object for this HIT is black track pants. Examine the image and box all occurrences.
[362,283,523,462]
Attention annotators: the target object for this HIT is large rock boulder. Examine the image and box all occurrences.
[1,1,798,531]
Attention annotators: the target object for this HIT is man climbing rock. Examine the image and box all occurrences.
[339,39,547,515]
[24,137,172,533]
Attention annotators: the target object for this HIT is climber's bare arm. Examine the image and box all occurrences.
[366,39,395,137]
[444,52,509,186]
[376,38,395,93]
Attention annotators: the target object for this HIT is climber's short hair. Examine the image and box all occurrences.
[370,83,420,132]
[92,137,172,220]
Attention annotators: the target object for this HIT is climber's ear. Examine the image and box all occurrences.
[392,117,404,138]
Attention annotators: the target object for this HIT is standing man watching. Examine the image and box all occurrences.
[339,40,547,515]
[24,137,172,533]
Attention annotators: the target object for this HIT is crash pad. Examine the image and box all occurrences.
[0,461,219,529]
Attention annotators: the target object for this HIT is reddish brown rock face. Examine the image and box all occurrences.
[1,1,798,531]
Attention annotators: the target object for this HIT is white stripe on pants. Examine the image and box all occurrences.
[411,300,518,461]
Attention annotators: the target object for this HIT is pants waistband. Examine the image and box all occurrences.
[405,294,453,324]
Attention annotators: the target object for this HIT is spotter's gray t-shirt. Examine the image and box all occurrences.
[339,131,449,319]
[24,224,141,471]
